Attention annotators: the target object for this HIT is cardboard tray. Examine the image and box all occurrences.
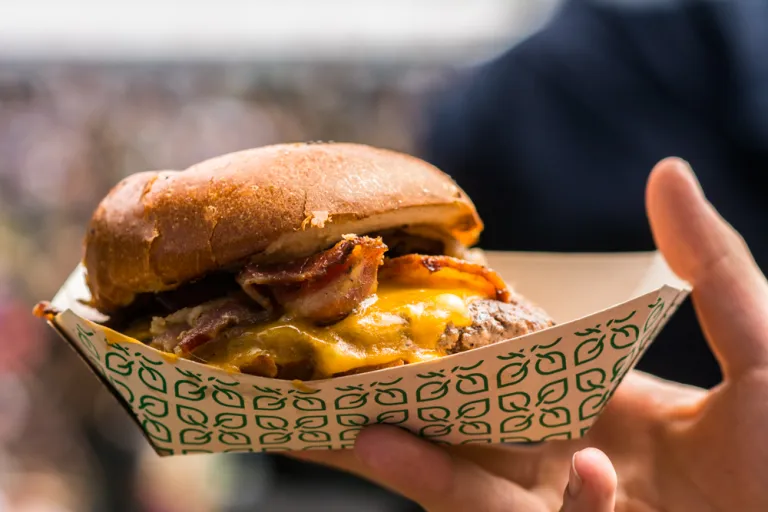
[44,251,689,456]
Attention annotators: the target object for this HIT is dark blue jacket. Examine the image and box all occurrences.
[419,0,768,388]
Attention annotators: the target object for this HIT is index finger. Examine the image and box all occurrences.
[646,157,768,376]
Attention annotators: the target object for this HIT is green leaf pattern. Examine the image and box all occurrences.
[54,292,682,452]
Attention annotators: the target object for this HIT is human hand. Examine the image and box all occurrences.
[291,158,768,511]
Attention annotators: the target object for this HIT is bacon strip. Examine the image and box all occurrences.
[378,254,511,303]
[147,298,266,354]
[150,323,188,352]
[174,300,266,354]
[237,236,387,324]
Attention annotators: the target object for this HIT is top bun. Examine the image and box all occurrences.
[83,142,483,313]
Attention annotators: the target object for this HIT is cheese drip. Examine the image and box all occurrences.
[194,283,482,378]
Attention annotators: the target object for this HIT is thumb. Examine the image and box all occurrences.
[560,448,616,512]
[646,157,768,376]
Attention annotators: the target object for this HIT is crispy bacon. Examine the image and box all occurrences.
[237,236,387,324]
[174,300,267,354]
[147,298,266,354]
[150,323,188,352]
[378,254,512,303]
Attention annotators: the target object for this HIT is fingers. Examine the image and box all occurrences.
[354,425,546,511]
[646,157,768,376]
[293,425,547,511]
[560,448,616,512]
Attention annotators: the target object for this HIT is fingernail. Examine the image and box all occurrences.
[568,452,582,497]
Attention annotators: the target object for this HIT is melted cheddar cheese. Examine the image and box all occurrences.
[194,283,483,378]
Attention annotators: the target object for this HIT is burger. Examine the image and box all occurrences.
[37,143,554,380]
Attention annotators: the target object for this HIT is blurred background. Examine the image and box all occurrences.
[1,0,767,510]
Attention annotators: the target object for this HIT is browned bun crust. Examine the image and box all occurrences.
[84,142,482,314]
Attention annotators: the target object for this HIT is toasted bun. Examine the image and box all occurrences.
[84,142,482,313]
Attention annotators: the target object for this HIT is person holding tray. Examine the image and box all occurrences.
[292,157,768,511]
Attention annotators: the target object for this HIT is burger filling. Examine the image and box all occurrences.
[114,231,553,380]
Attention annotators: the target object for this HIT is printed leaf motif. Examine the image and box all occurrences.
[174,381,207,401]
[105,352,134,376]
[76,323,100,361]
[536,378,568,406]
[416,371,445,379]
[534,351,566,375]
[541,431,571,441]
[455,373,489,395]
[335,385,364,392]
[459,421,491,436]
[610,324,639,349]
[142,418,172,443]
[574,335,605,366]
[139,365,167,394]
[500,414,534,434]
[612,355,629,382]
[576,369,607,393]
[155,448,174,457]
[416,380,451,402]
[176,405,208,427]
[534,337,563,350]
[336,414,369,427]
[253,395,287,410]
[255,415,289,430]
[302,445,333,451]
[136,352,163,364]
[293,396,326,411]
[295,415,328,429]
[376,377,403,386]
[109,377,134,404]
[374,388,407,406]
[496,351,525,361]
[643,297,664,333]
[252,385,281,395]
[211,377,238,386]
[340,428,362,441]
[418,406,450,423]
[335,392,369,410]
[456,398,490,419]
[419,424,453,438]
[455,360,483,371]
[224,448,254,453]
[574,327,601,336]
[260,432,292,445]
[578,394,605,421]
[138,396,168,418]
[218,431,251,446]
[175,367,203,382]
[214,413,247,429]
[213,386,244,409]
[298,431,331,443]
[376,409,408,425]
[498,391,530,413]
[539,407,571,428]
[580,426,592,437]
[496,360,530,388]
[180,428,212,446]
[461,439,492,445]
